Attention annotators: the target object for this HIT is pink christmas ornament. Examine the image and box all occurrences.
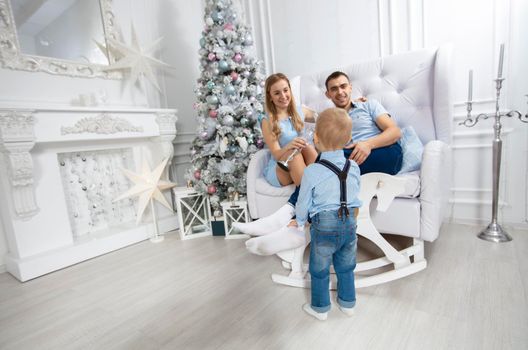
[230,71,238,81]
[209,109,218,118]
[207,185,217,194]
[193,170,201,180]
[233,53,242,62]
[224,23,234,31]
[208,52,216,61]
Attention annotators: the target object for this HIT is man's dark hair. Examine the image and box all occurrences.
[325,71,350,90]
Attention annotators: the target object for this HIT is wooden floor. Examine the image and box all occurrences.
[0,223,527,350]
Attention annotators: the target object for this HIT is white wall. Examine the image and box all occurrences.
[246,0,528,228]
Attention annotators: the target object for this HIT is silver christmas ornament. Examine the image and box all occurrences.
[211,10,224,22]
[223,115,234,126]
[206,95,219,105]
[244,34,253,46]
[224,85,236,95]
[218,60,229,72]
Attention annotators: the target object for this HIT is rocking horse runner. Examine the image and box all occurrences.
[271,171,427,291]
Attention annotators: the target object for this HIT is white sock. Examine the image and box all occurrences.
[302,303,327,321]
[245,226,305,256]
[233,204,295,236]
[338,304,355,317]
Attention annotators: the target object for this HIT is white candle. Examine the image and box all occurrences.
[497,43,504,79]
[468,69,473,102]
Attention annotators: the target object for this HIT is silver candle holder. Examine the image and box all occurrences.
[459,44,528,243]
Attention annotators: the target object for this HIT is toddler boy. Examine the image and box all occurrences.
[292,107,362,321]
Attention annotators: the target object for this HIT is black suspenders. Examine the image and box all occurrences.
[316,159,351,218]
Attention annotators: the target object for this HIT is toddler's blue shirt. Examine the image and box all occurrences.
[296,150,362,226]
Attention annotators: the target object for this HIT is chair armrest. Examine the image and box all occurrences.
[419,140,451,242]
[247,149,270,218]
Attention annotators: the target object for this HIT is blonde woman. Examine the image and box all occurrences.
[234,74,317,236]
[262,73,318,189]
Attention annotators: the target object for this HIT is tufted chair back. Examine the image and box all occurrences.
[247,46,453,242]
[290,47,453,145]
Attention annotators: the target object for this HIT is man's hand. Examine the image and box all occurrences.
[348,141,372,165]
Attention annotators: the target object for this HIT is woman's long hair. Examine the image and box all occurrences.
[264,73,303,139]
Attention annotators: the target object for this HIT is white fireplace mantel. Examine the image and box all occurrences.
[0,106,179,281]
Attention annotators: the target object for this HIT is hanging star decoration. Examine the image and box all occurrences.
[114,157,176,224]
[100,24,172,91]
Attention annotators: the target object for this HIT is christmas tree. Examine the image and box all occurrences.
[187,0,265,216]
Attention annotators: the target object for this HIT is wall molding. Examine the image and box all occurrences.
[453,127,513,138]
[172,160,191,166]
[452,144,492,150]
[449,198,508,207]
[388,0,395,54]
[0,109,39,218]
[241,0,274,75]
[451,188,492,193]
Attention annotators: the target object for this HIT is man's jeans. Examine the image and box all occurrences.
[287,142,403,206]
[309,210,357,313]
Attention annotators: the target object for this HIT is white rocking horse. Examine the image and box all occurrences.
[271,172,428,289]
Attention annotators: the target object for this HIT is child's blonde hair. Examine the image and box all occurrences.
[315,108,352,150]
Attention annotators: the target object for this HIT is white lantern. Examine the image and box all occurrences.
[173,187,212,240]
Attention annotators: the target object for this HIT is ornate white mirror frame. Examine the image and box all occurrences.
[0,0,122,79]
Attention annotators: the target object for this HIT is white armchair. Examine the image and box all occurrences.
[245,46,453,287]
[247,46,453,244]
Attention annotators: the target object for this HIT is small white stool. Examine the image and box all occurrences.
[221,199,249,239]
[173,187,212,240]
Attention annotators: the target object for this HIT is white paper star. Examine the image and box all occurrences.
[114,157,176,224]
[101,24,172,91]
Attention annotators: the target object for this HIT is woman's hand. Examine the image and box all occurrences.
[286,137,307,151]
[354,96,368,102]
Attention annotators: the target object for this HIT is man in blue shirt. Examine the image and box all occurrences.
[282,71,402,208]
[325,71,402,174]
